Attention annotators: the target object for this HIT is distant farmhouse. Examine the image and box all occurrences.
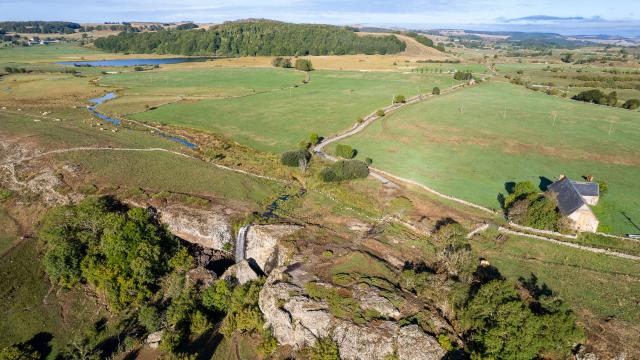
[548,176,600,232]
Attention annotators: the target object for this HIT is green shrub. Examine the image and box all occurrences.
[622,98,640,110]
[393,94,406,103]
[302,337,340,360]
[220,279,266,335]
[298,140,312,150]
[0,186,13,201]
[189,310,211,336]
[503,181,538,210]
[202,279,231,313]
[281,149,311,167]
[453,71,473,81]
[376,109,385,117]
[572,89,607,105]
[596,180,608,195]
[364,157,373,165]
[138,305,161,332]
[319,160,369,182]
[335,144,356,159]
[309,132,320,145]
[437,334,453,352]
[432,86,440,95]
[295,58,313,71]
[272,57,292,68]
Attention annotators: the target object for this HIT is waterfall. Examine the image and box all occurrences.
[235,225,250,262]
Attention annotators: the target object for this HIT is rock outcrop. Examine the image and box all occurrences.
[158,204,234,250]
[259,266,445,360]
[397,325,445,360]
[145,330,164,349]
[243,224,301,274]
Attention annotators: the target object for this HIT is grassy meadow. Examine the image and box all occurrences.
[126,69,461,152]
[338,81,640,234]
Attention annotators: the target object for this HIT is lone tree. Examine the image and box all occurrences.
[622,98,640,110]
[432,86,441,95]
[295,59,313,72]
[335,144,356,159]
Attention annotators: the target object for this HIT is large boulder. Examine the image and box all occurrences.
[353,284,401,320]
[397,325,445,360]
[222,259,259,285]
[146,330,164,349]
[243,224,301,273]
[159,205,234,250]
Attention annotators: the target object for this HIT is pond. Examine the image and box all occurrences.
[57,57,213,67]
[87,92,197,149]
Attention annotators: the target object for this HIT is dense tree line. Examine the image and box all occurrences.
[94,20,406,56]
[0,21,81,34]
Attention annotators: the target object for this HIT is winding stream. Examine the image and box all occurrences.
[87,92,197,149]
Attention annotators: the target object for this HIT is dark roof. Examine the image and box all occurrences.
[571,181,599,197]
[548,177,586,215]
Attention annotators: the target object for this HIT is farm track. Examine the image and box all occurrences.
[313,73,640,261]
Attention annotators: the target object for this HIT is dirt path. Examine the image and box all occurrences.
[313,72,640,260]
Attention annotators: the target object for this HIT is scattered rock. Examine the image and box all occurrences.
[146,330,164,349]
[397,325,445,360]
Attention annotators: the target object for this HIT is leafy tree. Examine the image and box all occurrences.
[454,71,473,81]
[364,157,373,165]
[560,53,573,63]
[335,144,356,159]
[622,98,640,110]
[138,305,161,332]
[376,109,385,117]
[461,279,582,359]
[434,223,474,282]
[606,91,618,107]
[202,279,232,313]
[503,181,538,210]
[189,310,211,336]
[432,86,440,95]
[295,59,313,72]
[220,279,266,335]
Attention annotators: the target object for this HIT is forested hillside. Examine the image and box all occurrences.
[94,20,406,56]
[0,21,81,34]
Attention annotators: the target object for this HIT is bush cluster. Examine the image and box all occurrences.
[294,58,313,72]
[280,149,311,167]
[453,71,473,81]
[335,144,356,159]
[319,160,369,182]
[272,57,292,68]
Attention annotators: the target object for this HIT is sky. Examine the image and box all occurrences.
[2,0,639,36]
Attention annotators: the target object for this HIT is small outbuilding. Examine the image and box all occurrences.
[548,176,599,233]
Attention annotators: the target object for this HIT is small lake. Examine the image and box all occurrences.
[58,57,212,67]
[87,92,197,149]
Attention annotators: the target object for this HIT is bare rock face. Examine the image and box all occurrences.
[158,205,234,250]
[353,284,401,320]
[259,270,332,348]
[333,320,397,360]
[244,224,301,273]
[259,267,445,360]
[397,325,445,360]
[222,259,259,285]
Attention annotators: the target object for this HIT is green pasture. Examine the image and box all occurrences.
[129,69,460,152]
[57,151,280,203]
[0,207,18,254]
[0,241,107,359]
[97,67,306,114]
[471,232,640,324]
[338,81,640,234]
